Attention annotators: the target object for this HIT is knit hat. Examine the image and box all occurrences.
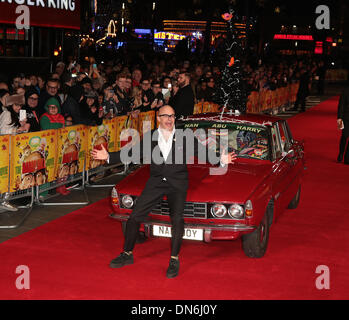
[44,97,61,113]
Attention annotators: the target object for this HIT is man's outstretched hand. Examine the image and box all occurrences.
[220,149,237,165]
[91,144,109,161]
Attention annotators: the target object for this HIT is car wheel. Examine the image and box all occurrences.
[121,221,147,244]
[287,186,301,209]
[241,210,270,258]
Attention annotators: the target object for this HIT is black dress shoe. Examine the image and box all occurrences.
[337,154,343,163]
[166,258,180,278]
[110,252,134,268]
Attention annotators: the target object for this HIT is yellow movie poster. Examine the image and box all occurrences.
[0,135,10,194]
[87,122,113,170]
[138,111,155,137]
[116,114,139,152]
[56,125,88,179]
[10,130,57,192]
[102,118,118,153]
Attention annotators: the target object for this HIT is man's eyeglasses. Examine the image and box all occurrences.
[158,114,176,119]
[47,85,58,90]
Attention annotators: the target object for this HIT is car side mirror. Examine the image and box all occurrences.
[284,142,291,153]
[282,148,294,159]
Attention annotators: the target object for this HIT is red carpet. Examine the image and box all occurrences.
[0,97,348,300]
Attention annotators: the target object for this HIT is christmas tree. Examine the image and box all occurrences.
[213,7,247,114]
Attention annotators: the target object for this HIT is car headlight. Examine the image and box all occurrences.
[121,195,134,208]
[211,204,227,218]
[228,204,244,219]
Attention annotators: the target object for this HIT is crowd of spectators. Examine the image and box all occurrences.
[244,59,326,94]
[0,53,327,135]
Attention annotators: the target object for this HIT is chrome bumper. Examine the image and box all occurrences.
[109,213,256,232]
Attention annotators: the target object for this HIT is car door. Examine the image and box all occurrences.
[278,120,302,207]
[270,122,296,221]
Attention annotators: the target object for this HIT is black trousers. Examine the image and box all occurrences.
[123,178,187,256]
[294,94,307,111]
[338,130,349,163]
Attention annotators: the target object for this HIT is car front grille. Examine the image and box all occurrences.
[119,194,207,219]
[151,200,207,219]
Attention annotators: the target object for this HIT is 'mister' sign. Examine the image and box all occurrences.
[0,0,80,30]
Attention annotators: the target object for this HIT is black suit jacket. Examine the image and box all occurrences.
[109,128,220,191]
[171,85,195,118]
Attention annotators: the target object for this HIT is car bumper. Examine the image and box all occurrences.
[109,213,257,241]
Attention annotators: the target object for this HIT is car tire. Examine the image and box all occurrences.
[241,210,270,258]
[121,221,147,244]
[287,186,301,209]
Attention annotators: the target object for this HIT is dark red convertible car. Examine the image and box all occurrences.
[110,113,305,258]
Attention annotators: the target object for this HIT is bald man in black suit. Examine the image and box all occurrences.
[92,105,236,278]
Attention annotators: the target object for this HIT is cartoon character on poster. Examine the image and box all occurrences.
[57,130,81,179]
[15,136,48,190]
[139,111,153,136]
[119,115,139,149]
[89,124,110,169]
[102,118,117,152]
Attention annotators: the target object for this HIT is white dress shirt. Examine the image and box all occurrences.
[157,127,175,162]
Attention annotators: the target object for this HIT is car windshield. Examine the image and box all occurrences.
[181,121,270,160]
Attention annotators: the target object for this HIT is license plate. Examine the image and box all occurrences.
[152,225,203,241]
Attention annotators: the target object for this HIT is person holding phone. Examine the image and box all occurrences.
[89,57,100,80]
[0,94,29,134]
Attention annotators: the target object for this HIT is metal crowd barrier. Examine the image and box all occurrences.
[85,162,128,188]
[34,170,89,207]
[0,133,129,229]
[0,187,35,229]
[0,161,129,229]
